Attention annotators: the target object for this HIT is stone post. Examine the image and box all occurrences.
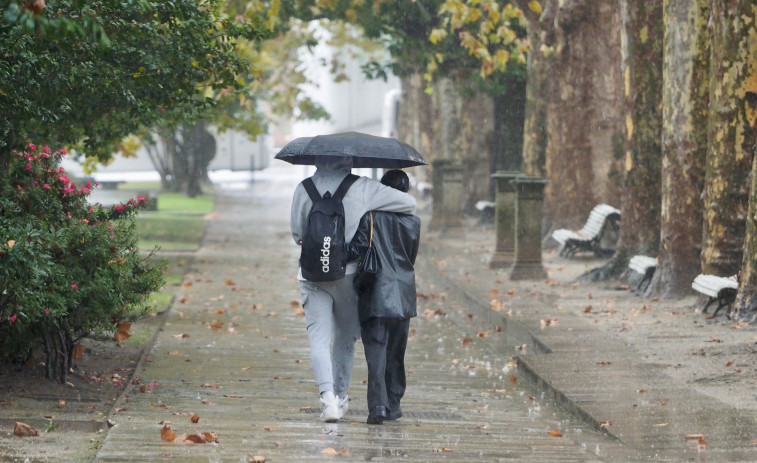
[439,160,464,237]
[510,176,548,280]
[489,171,521,269]
[428,159,447,232]
[429,159,464,236]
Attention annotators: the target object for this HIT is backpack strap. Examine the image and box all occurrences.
[301,177,321,202]
[333,174,359,200]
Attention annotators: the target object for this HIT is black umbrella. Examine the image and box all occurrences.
[274,131,428,169]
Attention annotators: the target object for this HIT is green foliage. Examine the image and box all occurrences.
[0,0,271,162]
[0,143,164,380]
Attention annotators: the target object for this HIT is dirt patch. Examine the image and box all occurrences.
[0,311,166,462]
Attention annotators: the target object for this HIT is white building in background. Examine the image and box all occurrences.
[279,26,400,144]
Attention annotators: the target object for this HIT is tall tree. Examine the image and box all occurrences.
[0,0,268,163]
[512,0,554,179]
[543,0,624,230]
[725,2,757,321]
[611,0,664,270]
[646,0,709,298]
[700,0,754,277]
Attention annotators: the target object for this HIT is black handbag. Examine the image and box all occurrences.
[354,212,378,293]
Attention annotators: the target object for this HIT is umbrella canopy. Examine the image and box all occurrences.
[274,131,428,169]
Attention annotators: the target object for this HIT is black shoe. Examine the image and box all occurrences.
[386,406,403,421]
[367,406,386,425]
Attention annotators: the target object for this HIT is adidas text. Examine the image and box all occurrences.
[320,236,331,272]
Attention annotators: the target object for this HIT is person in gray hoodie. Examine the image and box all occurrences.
[290,156,416,422]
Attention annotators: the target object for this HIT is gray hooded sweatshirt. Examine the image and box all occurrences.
[290,156,417,278]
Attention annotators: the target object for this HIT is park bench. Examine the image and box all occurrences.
[691,274,739,317]
[627,255,657,291]
[552,204,621,257]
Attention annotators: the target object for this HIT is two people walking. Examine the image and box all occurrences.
[289,156,420,424]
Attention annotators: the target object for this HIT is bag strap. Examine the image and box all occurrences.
[333,174,359,200]
[368,211,373,248]
[301,177,321,202]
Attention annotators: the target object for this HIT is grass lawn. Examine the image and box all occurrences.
[128,186,215,316]
[135,192,214,251]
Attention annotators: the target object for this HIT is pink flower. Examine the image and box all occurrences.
[71,283,78,291]
[44,309,50,315]
[108,225,114,231]
[42,145,51,154]
[42,184,50,190]
[136,195,146,202]
[114,205,125,213]
[25,163,31,171]
[67,212,72,220]
[88,207,94,214]
[9,315,16,324]
[28,143,36,151]
[60,148,67,155]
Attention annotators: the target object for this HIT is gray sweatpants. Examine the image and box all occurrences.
[299,277,360,397]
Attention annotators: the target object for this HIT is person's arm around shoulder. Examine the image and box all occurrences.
[362,178,416,214]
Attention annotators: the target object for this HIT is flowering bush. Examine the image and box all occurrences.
[0,144,164,382]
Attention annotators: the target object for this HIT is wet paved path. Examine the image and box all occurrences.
[95,172,627,462]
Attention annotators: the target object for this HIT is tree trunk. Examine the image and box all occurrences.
[700,0,755,277]
[646,0,709,298]
[398,74,436,187]
[490,78,527,199]
[725,2,757,321]
[617,0,664,258]
[515,0,555,180]
[545,0,624,231]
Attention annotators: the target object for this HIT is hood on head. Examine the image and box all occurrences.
[314,155,353,173]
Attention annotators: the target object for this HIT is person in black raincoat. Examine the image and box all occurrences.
[352,169,421,425]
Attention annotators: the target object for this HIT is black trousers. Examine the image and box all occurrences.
[360,317,410,413]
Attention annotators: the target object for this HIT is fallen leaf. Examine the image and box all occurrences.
[140,384,147,393]
[179,296,188,304]
[599,420,612,428]
[189,412,200,424]
[209,321,223,331]
[172,333,190,339]
[202,383,221,388]
[72,344,86,360]
[476,331,488,338]
[225,279,236,286]
[548,429,563,437]
[249,457,266,463]
[13,422,38,437]
[160,424,176,441]
[726,361,734,367]
[584,305,593,313]
[510,374,517,384]
[462,337,473,346]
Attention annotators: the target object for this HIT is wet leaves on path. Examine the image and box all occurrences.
[13,421,38,437]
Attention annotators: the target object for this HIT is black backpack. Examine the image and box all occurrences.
[299,174,359,282]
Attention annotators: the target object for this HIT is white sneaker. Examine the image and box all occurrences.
[338,395,349,418]
[320,393,340,422]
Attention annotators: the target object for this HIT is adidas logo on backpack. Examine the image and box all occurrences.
[299,174,358,282]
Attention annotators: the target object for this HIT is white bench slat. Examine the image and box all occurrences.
[552,204,621,246]
[628,255,657,274]
[692,274,738,298]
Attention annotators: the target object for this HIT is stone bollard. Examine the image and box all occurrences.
[429,159,464,237]
[510,176,548,280]
[489,170,521,269]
